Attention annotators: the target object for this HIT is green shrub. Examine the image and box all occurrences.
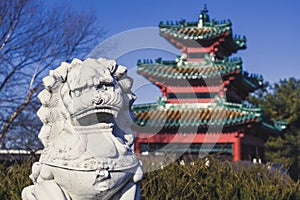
[0,158,35,200]
[0,157,299,200]
[140,156,300,200]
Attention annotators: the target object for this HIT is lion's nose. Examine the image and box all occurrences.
[93,91,104,105]
[94,98,104,105]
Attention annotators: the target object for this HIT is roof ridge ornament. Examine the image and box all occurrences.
[198,4,210,28]
[201,4,209,14]
[214,96,226,107]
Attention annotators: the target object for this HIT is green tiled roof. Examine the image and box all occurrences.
[160,23,230,39]
[132,100,263,129]
[138,57,242,80]
[159,18,246,49]
[241,71,264,91]
[137,57,262,90]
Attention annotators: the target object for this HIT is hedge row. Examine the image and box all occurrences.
[0,159,34,200]
[140,157,300,200]
[0,157,299,200]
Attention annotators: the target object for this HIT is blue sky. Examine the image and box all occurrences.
[52,0,300,103]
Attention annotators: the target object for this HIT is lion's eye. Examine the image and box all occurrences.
[95,82,114,90]
[95,85,104,90]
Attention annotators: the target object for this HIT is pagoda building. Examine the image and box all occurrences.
[131,6,283,162]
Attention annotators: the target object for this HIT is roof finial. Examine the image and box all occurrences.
[198,4,209,28]
[201,4,208,14]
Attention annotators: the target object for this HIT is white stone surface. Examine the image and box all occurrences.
[22,58,143,200]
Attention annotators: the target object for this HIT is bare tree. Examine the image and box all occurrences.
[0,0,103,149]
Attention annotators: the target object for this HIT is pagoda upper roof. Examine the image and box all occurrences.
[132,99,262,130]
[137,57,263,89]
[159,13,246,50]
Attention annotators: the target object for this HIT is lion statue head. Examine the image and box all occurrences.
[36,57,138,170]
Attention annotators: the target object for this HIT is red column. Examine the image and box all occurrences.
[233,133,244,161]
[134,138,141,153]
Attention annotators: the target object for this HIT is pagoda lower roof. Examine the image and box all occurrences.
[137,57,263,89]
[159,19,246,49]
[132,100,262,130]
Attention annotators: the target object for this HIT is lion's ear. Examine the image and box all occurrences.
[95,57,127,80]
[111,64,127,80]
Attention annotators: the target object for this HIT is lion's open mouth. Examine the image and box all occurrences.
[77,112,114,126]
[71,105,119,126]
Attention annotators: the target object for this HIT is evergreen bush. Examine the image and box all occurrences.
[0,158,35,200]
[140,156,300,200]
[0,157,299,200]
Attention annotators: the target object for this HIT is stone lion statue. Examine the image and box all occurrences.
[22,58,143,200]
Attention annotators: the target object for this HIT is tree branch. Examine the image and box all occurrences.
[0,84,40,148]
